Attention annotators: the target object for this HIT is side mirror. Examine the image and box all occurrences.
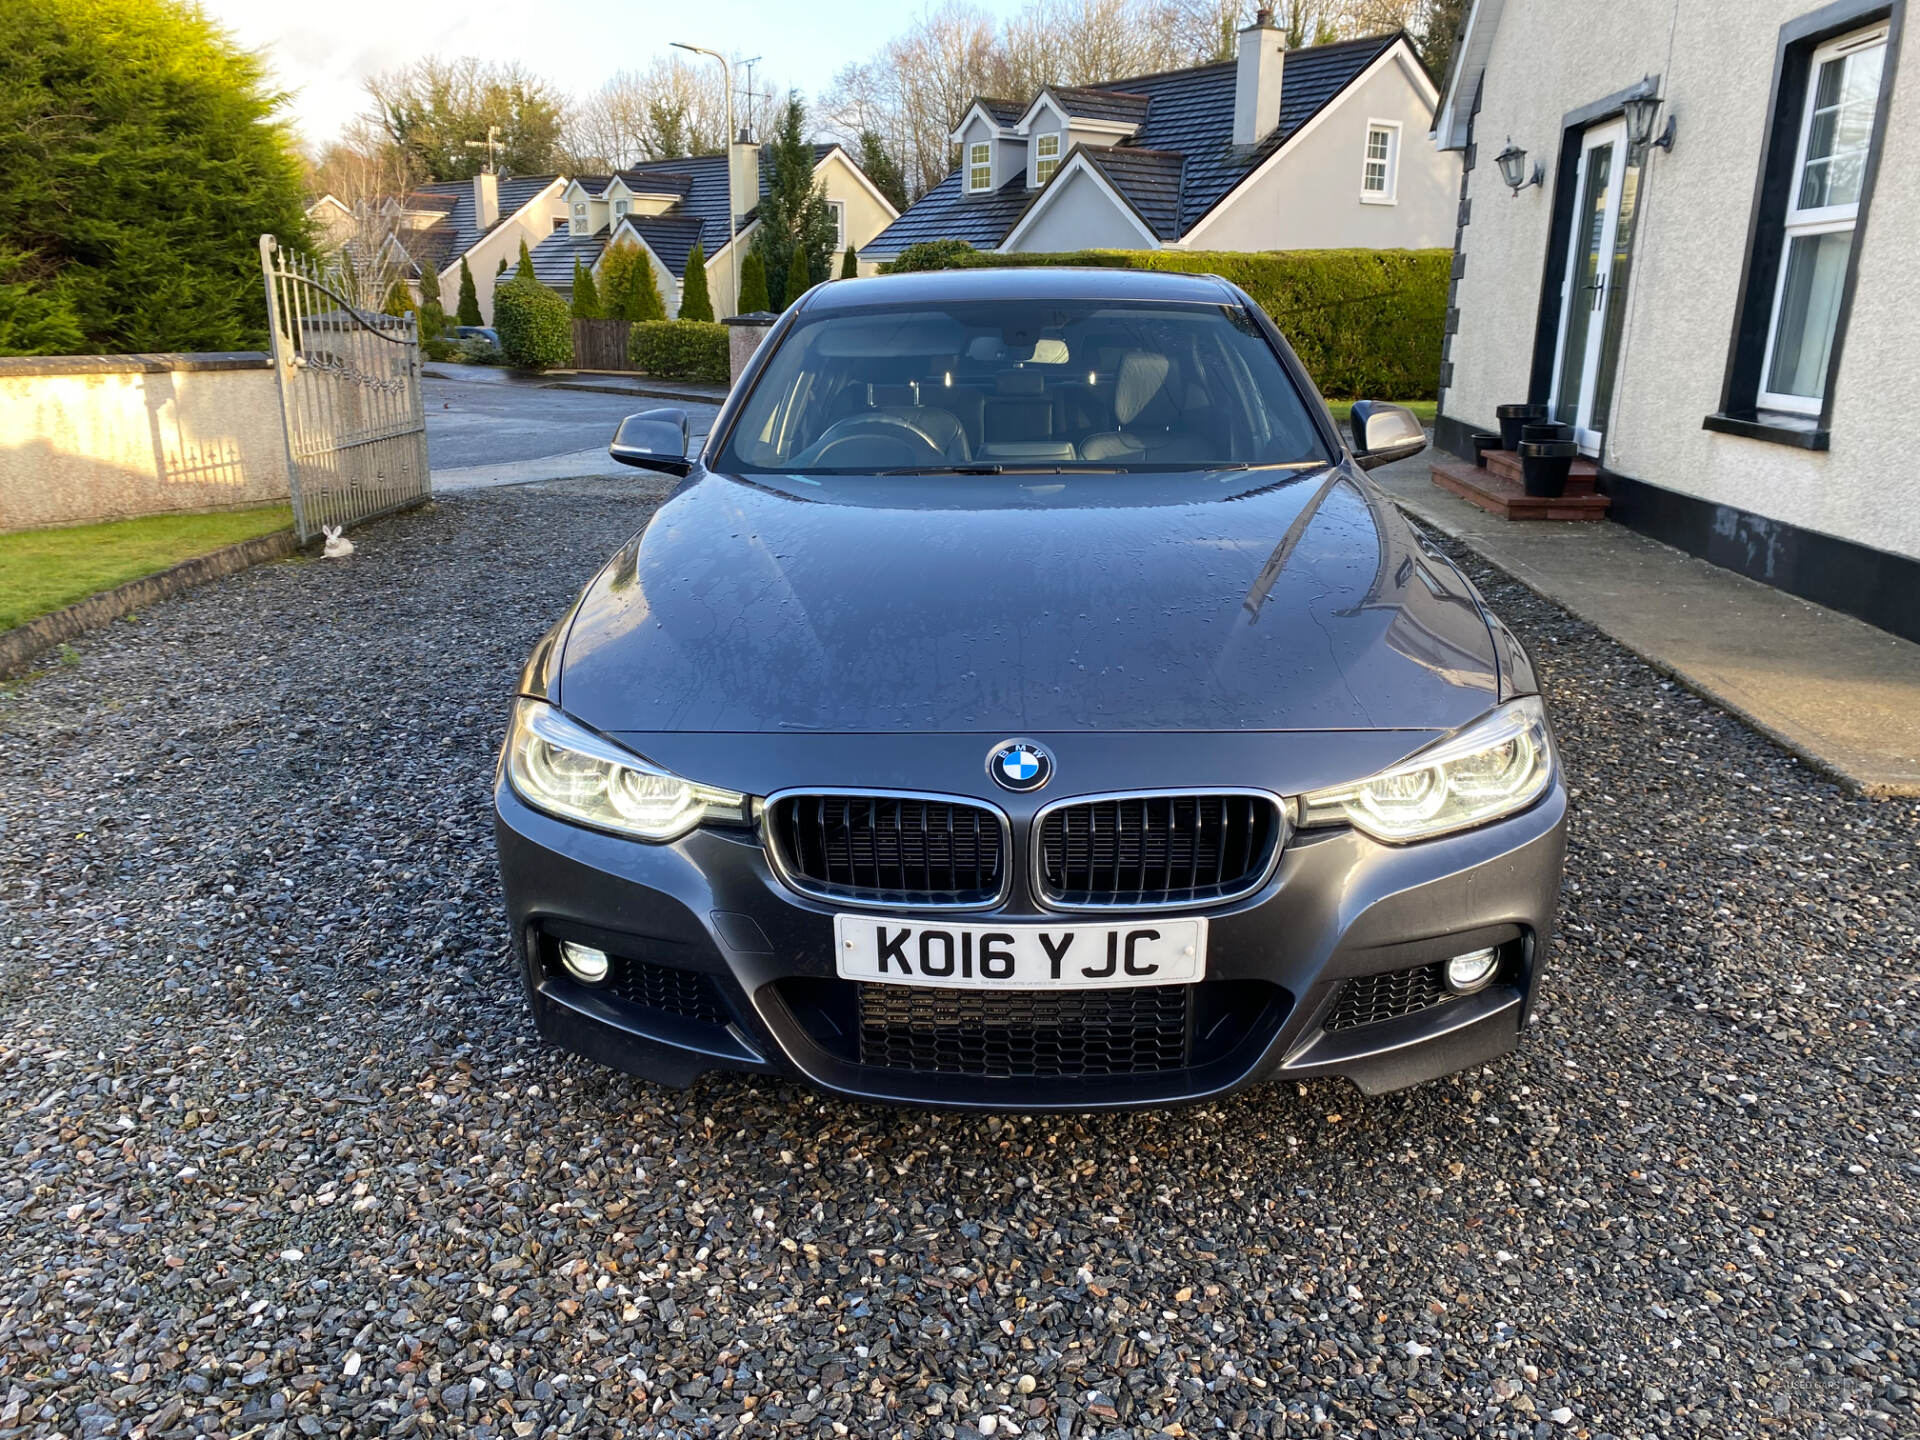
[610,408,694,476]
[1348,400,1427,471]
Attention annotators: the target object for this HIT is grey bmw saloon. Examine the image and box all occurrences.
[493,267,1567,1110]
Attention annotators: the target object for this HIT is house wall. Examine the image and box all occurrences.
[820,151,900,265]
[444,182,568,324]
[0,354,290,532]
[1186,51,1456,251]
[1003,168,1155,251]
[1442,0,1920,566]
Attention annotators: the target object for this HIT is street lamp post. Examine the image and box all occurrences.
[671,42,737,318]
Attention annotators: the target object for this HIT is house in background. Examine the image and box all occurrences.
[304,193,355,250]
[1432,0,1917,644]
[395,173,570,323]
[523,137,899,318]
[862,12,1454,263]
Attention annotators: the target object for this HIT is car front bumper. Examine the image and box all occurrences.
[493,760,1568,1110]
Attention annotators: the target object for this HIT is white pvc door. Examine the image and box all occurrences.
[1548,120,1628,454]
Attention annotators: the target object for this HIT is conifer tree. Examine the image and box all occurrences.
[678,244,713,321]
[455,258,482,325]
[417,263,447,340]
[497,256,507,275]
[783,238,812,309]
[570,259,602,318]
[737,250,770,314]
[840,246,858,279]
[625,248,666,321]
[515,240,535,281]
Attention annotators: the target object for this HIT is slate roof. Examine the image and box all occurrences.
[408,174,563,257]
[1044,85,1152,126]
[970,97,1028,126]
[1078,147,1186,240]
[864,32,1402,258]
[621,214,708,277]
[524,230,609,293]
[526,143,848,287]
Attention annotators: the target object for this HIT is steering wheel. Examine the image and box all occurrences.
[806,413,948,467]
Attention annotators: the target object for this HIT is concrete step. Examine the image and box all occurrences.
[1430,458,1610,522]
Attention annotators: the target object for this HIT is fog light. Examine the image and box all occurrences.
[559,941,610,985]
[1444,947,1500,994]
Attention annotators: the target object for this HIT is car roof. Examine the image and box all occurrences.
[801,265,1240,311]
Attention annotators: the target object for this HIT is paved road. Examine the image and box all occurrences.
[1,479,1915,1439]
[424,373,722,488]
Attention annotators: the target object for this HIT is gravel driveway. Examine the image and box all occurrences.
[2,478,1915,1440]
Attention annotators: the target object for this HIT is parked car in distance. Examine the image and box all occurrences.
[450,325,499,345]
[493,267,1568,1111]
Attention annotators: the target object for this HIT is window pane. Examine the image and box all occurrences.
[1797,43,1883,210]
[1554,143,1613,427]
[1767,229,1852,400]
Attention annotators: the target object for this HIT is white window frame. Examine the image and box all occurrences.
[571,201,588,235]
[967,142,992,193]
[612,198,629,219]
[1757,23,1887,415]
[828,199,846,253]
[1034,132,1061,186]
[1360,120,1399,204]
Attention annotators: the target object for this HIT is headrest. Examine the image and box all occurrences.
[1113,351,1172,426]
[994,370,1046,397]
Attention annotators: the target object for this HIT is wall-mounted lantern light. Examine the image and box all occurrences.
[1622,79,1677,158]
[1494,139,1544,196]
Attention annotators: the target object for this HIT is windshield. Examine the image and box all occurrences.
[716,297,1333,475]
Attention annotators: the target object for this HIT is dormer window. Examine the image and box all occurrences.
[571,202,587,235]
[1034,133,1061,185]
[613,198,629,219]
[967,143,992,193]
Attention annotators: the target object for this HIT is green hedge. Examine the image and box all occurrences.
[493,277,572,370]
[880,243,1449,399]
[630,320,729,384]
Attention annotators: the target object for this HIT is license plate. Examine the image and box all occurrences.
[835,915,1207,990]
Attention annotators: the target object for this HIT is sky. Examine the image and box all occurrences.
[198,0,1027,150]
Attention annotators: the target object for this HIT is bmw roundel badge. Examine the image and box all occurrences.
[989,740,1052,792]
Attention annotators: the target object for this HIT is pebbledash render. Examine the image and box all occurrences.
[1432,0,1919,645]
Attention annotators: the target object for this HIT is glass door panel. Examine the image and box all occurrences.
[1547,120,1630,453]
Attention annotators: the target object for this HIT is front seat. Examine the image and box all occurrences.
[1079,351,1204,462]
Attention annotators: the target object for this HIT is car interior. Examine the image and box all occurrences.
[722,301,1330,473]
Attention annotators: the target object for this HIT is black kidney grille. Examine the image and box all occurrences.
[856,984,1193,1077]
[1324,963,1453,1031]
[771,794,1004,904]
[611,957,732,1026]
[1039,793,1280,906]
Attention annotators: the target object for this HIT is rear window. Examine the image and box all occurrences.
[716,297,1332,475]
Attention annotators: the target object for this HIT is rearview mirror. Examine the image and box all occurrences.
[1347,401,1427,471]
[610,409,693,476]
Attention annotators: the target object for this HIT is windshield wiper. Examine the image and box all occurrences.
[873,463,1131,476]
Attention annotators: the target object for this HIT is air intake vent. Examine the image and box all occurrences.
[856,983,1193,1077]
[1037,793,1282,908]
[767,793,1008,907]
[610,957,732,1026]
[1324,963,1453,1031]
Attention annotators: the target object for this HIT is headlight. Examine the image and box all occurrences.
[1297,696,1554,843]
[504,698,753,841]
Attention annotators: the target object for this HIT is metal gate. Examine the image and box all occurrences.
[259,234,429,542]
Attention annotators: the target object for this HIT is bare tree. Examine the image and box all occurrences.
[566,54,790,170]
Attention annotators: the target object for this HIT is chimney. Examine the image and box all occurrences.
[473,169,499,231]
[1233,7,1286,148]
[729,125,761,230]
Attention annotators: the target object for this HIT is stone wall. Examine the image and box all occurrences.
[0,353,291,533]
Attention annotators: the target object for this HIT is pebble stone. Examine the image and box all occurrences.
[1,477,1915,1439]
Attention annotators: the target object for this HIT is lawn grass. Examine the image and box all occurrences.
[0,505,294,631]
[1325,399,1438,427]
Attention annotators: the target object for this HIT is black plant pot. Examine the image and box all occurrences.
[1517,440,1576,498]
[1521,421,1573,446]
[1496,402,1546,452]
[1470,431,1502,467]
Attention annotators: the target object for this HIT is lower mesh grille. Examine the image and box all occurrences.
[1324,963,1453,1031]
[611,958,731,1026]
[856,984,1193,1077]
